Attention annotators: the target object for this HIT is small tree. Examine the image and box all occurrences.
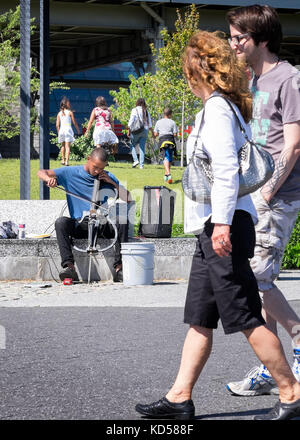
[0,5,67,141]
[151,4,202,124]
[110,4,202,163]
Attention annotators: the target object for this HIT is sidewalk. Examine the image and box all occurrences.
[0,270,299,307]
[0,270,299,422]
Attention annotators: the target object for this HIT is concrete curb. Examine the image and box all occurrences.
[0,237,197,281]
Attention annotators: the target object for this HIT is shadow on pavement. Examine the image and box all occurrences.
[195,407,273,420]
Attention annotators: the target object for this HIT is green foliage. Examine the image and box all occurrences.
[0,4,26,54]
[51,133,93,162]
[171,224,194,238]
[282,214,300,269]
[110,74,153,129]
[0,5,68,141]
[150,4,202,126]
[0,6,30,139]
[63,134,94,162]
[50,119,94,161]
[110,4,202,149]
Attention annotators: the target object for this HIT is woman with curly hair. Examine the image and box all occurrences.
[135,31,300,421]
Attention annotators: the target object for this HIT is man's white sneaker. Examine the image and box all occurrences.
[226,365,279,396]
[132,160,139,168]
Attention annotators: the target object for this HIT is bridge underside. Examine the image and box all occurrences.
[2,0,300,77]
[48,30,152,77]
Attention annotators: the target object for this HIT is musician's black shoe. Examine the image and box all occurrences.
[113,267,123,283]
[59,266,79,282]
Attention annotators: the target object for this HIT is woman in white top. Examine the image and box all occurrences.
[128,98,154,169]
[135,30,300,420]
[56,97,80,166]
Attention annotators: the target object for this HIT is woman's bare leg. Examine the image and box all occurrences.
[166,326,213,402]
[65,142,70,165]
[61,142,65,164]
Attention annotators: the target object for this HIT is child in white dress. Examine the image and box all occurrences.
[56,97,80,165]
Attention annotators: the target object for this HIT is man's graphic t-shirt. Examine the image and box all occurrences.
[250,61,300,201]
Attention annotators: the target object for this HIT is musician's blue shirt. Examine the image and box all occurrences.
[54,165,119,219]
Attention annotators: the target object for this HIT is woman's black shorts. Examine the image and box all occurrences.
[184,210,265,334]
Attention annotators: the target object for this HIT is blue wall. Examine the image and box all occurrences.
[50,62,137,133]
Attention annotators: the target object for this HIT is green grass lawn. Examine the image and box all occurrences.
[0,159,187,234]
[1,159,299,265]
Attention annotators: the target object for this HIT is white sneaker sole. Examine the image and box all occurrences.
[226,383,279,396]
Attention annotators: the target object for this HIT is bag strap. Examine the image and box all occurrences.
[220,97,250,142]
[191,109,206,158]
[136,107,143,125]
[207,94,250,142]
[190,93,250,162]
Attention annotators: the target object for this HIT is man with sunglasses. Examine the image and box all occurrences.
[226,5,300,417]
[228,32,250,46]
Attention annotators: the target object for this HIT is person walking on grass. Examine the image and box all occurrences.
[128,98,154,169]
[56,97,80,166]
[135,30,300,422]
[154,107,178,184]
[85,96,119,155]
[226,4,300,398]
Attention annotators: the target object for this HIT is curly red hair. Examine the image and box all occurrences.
[183,30,252,123]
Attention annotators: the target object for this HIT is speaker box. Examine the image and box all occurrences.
[139,186,176,238]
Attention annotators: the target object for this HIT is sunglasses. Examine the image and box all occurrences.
[228,33,250,45]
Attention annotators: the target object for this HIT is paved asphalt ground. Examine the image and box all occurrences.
[0,271,299,426]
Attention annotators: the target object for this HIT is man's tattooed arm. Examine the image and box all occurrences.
[261,122,300,203]
[262,149,291,198]
[261,149,300,202]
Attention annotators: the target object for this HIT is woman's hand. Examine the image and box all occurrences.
[211,224,232,257]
